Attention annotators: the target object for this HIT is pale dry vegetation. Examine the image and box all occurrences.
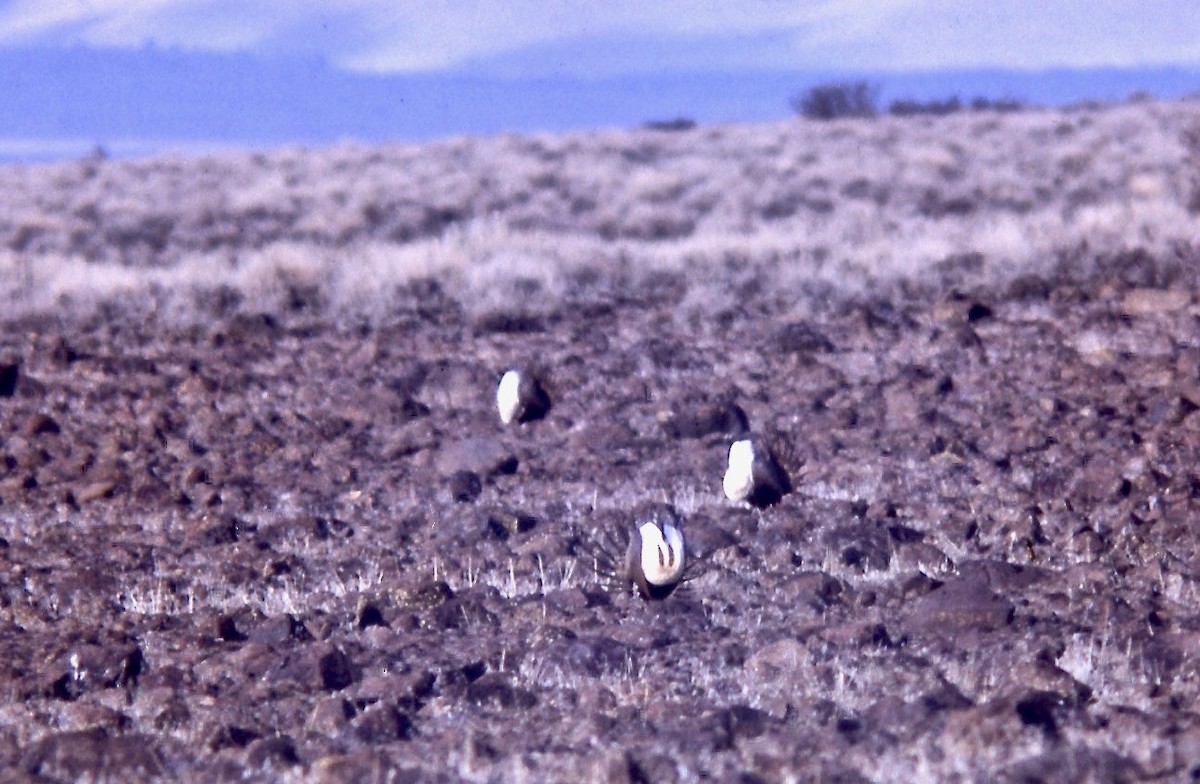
[1,99,1198,325]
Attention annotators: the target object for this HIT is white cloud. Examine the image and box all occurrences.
[808,0,1200,70]
[0,0,1197,73]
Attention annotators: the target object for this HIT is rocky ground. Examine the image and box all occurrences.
[2,100,1200,782]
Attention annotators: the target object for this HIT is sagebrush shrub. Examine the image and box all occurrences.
[790,81,879,120]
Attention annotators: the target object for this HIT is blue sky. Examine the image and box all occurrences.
[1,1,1199,75]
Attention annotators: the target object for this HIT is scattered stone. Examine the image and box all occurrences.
[398,580,454,612]
[0,363,17,397]
[449,469,483,502]
[48,336,79,366]
[542,636,634,679]
[318,647,356,692]
[215,614,247,642]
[659,400,749,439]
[996,746,1143,784]
[311,751,402,784]
[465,673,538,710]
[356,601,388,630]
[22,729,164,781]
[823,523,892,573]
[351,703,413,743]
[720,704,771,741]
[484,508,537,538]
[23,413,60,437]
[247,614,312,645]
[966,302,995,322]
[1122,287,1190,315]
[906,577,1015,633]
[245,735,300,771]
[208,724,261,752]
[1014,690,1069,739]
[308,696,355,735]
[779,571,847,609]
[187,513,244,547]
[436,437,519,478]
[776,322,835,354]
[75,477,117,502]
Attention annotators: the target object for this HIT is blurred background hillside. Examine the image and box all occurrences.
[1,1,1199,161]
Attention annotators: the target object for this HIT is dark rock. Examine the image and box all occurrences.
[996,746,1143,784]
[187,513,244,547]
[906,576,1015,633]
[436,437,519,478]
[356,602,388,630]
[443,661,488,690]
[542,636,634,678]
[1014,690,1069,739]
[308,696,355,735]
[834,714,865,743]
[245,735,300,770]
[0,363,17,397]
[721,704,771,740]
[49,336,79,365]
[23,729,164,781]
[900,572,942,598]
[474,309,545,334]
[485,508,538,538]
[247,614,312,645]
[920,682,973,713]
[311,751,417,784]
[44,643,144,701]
[449,469,482,502]
[967,302,994,322]
[399,580,454,611]
[627,751,681,784]
[314,516,355,540]
[654,709,734,754]
[823,523,892,572]
[23,413,60,437]
[779,571,847,609]
[465,673,538,710]
[678,515,737,561]
[318,647,356,692]
[209,724,261,751]
[75,479,118,503]
[397,395,431,420]
[660,401,749,439]
[429,594,499,630]
[886,524,925,543]
[151,692,193,732]
[776,322,835,354]
[351,703,413,743]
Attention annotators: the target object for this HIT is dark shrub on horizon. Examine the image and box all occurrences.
[889,96,963,116]
[970,96,1025,113]
[889,95,1026,117]
[642,117,697,132]
[791,81,879,120]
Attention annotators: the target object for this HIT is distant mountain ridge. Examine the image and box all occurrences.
[2,45,1198,161]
